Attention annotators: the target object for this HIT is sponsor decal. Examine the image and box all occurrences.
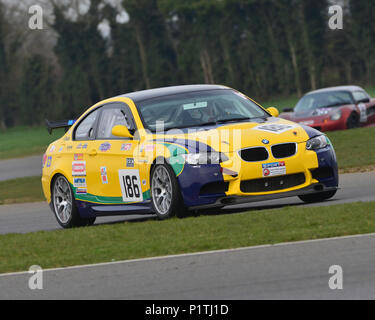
[67,145,72,150]
[46,156,52,168]
[121,143,132,151]
[262,161,286,177]
[49,145,55,153]
[73,177,86,188]
[58,147,63,152]
[99,142,111,152]
[262,139,269,145]
[299,120,314,126]
[142,179,147,186]
[126,158,135,167]
[76,188,87,194]
[74,153,84,161]
[42,154,47,168]
[100,166,108,184]
[77,143,88,150]
[253,124,296,134]
[64,136,70,141]
[358,103,368,123]
[72,161,86,176]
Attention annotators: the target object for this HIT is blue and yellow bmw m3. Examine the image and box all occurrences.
[42,85,339,228]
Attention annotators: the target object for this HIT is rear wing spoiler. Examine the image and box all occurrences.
[45,119,76,135]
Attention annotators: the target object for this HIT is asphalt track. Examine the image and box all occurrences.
[0,155,42,181]
[1,233,375,299]
[0,171,374,235]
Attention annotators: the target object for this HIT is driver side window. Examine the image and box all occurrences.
[97,104,135,139]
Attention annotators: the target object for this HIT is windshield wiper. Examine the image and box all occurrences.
[216,117,251,123]
[162,117,254,131]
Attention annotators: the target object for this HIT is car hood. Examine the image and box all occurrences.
[151,117,313,153]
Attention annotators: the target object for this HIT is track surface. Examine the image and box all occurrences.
[0,171,374,235]
[1,233,375,299]
[0,155,41,181]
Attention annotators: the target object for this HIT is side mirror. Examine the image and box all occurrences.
[283,108,294,113]
[266,107,279,117]
[112,125,133,138]
[358,98,370,103]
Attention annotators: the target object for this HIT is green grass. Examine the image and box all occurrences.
[0,201,374,273]
[0,126,64,160]
[327,126,375,170]
[0,176,44,205]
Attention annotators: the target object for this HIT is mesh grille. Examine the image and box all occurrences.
[271,143,297,159]
[239,147,268,162]
[240,173,305,193]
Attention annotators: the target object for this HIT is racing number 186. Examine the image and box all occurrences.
[122,175,140,198]
[119,169,143,202]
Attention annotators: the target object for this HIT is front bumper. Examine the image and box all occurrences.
[176,143,338,208]
[297,118,346,132]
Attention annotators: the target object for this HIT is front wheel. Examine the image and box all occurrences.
[298,190,337,203]
[346,112,360,129]
[52,175,96,228]
[151,164,187,219]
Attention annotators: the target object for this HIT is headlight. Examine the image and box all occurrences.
[330,110,342,121]
[181,152,229,165]
[306,135,329,150]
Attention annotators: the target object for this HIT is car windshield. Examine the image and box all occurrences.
[136,89,269,132]
[295,91,354,113]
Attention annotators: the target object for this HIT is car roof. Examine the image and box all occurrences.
[306,85,365,95]
[118,84,229,103]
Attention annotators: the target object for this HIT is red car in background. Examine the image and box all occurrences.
[280,86,375,132]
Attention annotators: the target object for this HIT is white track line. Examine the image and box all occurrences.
[1,232,375,277]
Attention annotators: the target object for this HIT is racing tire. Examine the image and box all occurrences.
[150,163,187,220]
[346,112,360,129]
[298,190,337,203]
[51,174,96,228]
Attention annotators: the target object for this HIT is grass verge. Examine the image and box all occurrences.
[0,126,64,160]
[326,126,375,170]
[0,201,374,274]
[0,177,44,205]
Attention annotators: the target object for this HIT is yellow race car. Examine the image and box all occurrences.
[42,85,338,228]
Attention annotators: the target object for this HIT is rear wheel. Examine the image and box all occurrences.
[151,164,187,219]
[298,190,337,203]
[52,175,96,228]
[346,112,360,129]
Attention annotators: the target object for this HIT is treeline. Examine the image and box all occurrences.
[0,0,375,128]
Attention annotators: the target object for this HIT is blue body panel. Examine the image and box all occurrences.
[76,200,153,218]
[176,163,225,207]
[313,146,339,188]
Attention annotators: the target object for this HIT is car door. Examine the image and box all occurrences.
[88,102,143,205]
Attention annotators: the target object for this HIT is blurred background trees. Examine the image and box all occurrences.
[0,0,374,128]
